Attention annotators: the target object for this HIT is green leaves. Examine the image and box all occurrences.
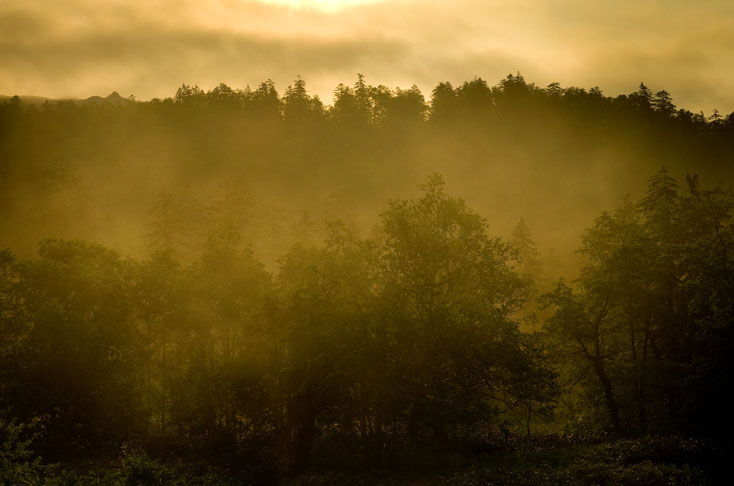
[545,170,734,436]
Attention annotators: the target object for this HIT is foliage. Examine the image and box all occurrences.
[0,418,49,485]
[543,168,734,437]
[2,74,733,265]
[0,149,731,483]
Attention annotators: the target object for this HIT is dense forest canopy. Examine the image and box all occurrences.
[1,74,733,264]
[1,75,733,484]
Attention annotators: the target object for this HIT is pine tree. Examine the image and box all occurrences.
[146,190,185,253]
[635,82,653,109]
[639,166,678,213]
[207,178,255,239]
[291,209,318,244]
[283,76,322,126]
[322,189,357,227]
[652,90,676,116]
[512,217,540,276]
[256,201,287,263]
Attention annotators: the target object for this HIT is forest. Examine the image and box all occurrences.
[1,75,733,485]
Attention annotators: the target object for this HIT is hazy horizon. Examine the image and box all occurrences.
[1,0,733,115]
[2,2,733,484]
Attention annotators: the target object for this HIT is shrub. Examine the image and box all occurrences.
[0,417,50,485]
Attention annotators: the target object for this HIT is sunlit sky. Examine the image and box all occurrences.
[1,0,733,113]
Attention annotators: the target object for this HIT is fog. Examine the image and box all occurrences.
[1,75,731,273]
[2,0,734,113]
[1,14,734,481]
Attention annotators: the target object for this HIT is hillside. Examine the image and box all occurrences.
[1,74,732,265]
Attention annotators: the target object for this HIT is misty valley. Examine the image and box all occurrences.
[1,75,733,485]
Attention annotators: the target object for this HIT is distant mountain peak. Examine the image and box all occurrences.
[81,91,131,106]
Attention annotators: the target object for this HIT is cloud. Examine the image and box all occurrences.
[0,0,732,113]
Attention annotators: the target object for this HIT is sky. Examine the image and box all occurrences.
[1,0,733,114]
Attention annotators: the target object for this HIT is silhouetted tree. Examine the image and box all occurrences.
[652,90,676,116]
[512,217,541,277]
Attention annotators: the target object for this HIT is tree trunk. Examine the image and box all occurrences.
[593,357,621,434]
[292,411,316,472]
[526,402,532,437]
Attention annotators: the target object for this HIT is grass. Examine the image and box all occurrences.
[3,429,729,485]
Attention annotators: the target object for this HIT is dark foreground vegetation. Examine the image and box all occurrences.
[1,76,733,484]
